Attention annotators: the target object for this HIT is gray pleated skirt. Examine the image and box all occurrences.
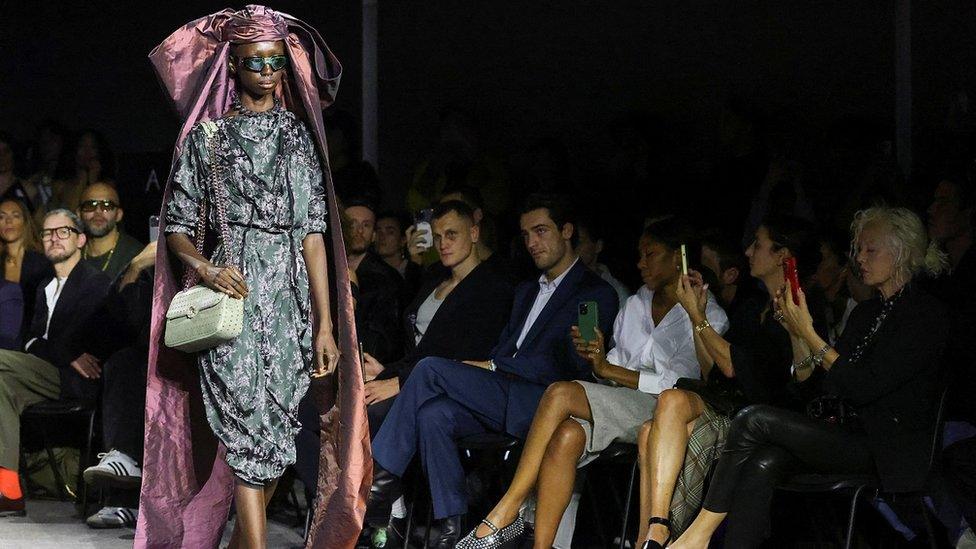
[572,380,659,467]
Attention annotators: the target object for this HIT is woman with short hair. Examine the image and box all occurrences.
[669,207,950,549]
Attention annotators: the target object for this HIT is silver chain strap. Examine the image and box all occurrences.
[183,122,234,290]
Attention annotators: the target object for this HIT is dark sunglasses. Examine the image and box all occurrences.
[79,199,119,213]
[41,226,81,240]
[237,55,288,73]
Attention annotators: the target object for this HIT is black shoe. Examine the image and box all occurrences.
[429,514,463,548]
[640,516,672,549]
[365,465,402,528]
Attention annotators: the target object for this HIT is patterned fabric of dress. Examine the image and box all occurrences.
[165,104,327,484]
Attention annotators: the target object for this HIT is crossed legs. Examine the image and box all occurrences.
[474,381,592,548]
[637,388,706,545]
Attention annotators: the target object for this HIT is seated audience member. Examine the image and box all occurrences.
[813,230,855,343]
[80,241,157,528]
[636,215,824,547]
[0,280,22,350]
[366,193,618,547]
[576,214,630,307]
[405,185,502,270]
[375,209,424,304]
[364,201,514,435]
[923,175,976,422]
[1,198,53,339]
[0,133,31,206]
[346,198,405,362]
[78,182,143,281]
[670,207,949,549]
[0,209,111,516]
[698,228,764,316]
[458,218,729,547]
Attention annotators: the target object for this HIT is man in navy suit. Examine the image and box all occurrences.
[367,194,619,547]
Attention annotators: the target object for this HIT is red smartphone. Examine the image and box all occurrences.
[783,257,800,305]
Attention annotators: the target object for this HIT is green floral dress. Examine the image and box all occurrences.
[165,104,327,484]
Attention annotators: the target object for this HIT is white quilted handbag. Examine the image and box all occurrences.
[164,121,244,353]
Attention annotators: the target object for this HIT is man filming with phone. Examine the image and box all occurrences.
[364,193,619,547]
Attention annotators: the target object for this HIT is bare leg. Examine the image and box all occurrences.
[474,382,592,537]
[637,389,705,544]
[668,509,727,549]
[532,419,587,549]
[227,479,279,549]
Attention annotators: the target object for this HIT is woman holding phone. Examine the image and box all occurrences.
[669,206,949,549]
[635,215,824,548]
[458,217,729,548]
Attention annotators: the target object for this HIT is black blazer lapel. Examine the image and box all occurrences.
[516,260,585,352]
[46,264,89,338]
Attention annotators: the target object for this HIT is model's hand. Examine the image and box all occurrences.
[312,329,340,378]
[198,263,248,299]
[362,352,384,381]
[571,326,609,376]
[70,353,101,380]
[364,378,400,405]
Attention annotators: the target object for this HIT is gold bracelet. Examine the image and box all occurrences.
[695,318,711,334]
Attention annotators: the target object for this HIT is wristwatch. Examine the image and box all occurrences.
[488,359,497,372]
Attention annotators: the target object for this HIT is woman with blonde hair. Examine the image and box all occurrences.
[670,206,950,549]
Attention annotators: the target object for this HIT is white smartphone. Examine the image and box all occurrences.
[680,244,688,275]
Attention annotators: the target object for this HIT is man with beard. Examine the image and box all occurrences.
[365,194,618,546]
[77,183,143,281]
[0,209,110,515]
[346,198,404,363]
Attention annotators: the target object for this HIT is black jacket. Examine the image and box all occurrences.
[355,251,405,363]
[825,285,948,492]
[376,259,515,386]
[26,260,111,399]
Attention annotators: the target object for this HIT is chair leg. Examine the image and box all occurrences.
[303,495,314,543]
[405,496,416,549]
[79,410,96,516]
[844,484,866,549]
[38,423,68,501]
[619,459,638,549]
[918,496,937,549]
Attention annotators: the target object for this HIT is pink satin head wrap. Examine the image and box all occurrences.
[222,5,289,43]
[137,6,370,549]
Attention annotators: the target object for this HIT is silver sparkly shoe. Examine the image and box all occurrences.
[456,515,526,549]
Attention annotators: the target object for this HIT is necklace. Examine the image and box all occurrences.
[84,233,119,272]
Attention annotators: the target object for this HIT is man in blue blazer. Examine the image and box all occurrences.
[367,194,619,547]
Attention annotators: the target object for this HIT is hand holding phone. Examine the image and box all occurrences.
[783,257,800,305]
[577,301,599,343]
[413,208,434,250]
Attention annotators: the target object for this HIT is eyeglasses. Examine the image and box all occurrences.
[79,199,119,213]
[41,226,81,241]
[237,55,288,73]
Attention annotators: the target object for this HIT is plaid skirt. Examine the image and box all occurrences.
[669,403,732,536]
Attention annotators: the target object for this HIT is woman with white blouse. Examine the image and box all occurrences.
[458,217,729,548]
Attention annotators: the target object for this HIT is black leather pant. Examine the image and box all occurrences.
[702,404,875,548]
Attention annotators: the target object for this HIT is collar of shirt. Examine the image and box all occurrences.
[537,257,579,294]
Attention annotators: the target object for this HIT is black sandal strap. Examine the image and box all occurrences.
[647,516,672,529]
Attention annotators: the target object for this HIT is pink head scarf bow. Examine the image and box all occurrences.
[137,6,370,549]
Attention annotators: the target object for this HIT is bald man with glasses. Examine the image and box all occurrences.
[77,182,144,281]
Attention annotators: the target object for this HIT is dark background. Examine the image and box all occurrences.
[4,1,976,231]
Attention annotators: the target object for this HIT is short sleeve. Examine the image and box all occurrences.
[301,127,328,236]
[164,127,206,237]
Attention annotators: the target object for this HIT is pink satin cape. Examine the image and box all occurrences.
[135,6,371,548]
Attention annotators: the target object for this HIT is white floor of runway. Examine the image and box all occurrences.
[0,499,306,548]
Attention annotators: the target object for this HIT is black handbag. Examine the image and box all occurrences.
[674,373,747,417]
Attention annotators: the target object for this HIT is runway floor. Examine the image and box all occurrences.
[0,499,306,548]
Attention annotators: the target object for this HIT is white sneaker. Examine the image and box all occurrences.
[86,506,137,529]
[83,449,142,487]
